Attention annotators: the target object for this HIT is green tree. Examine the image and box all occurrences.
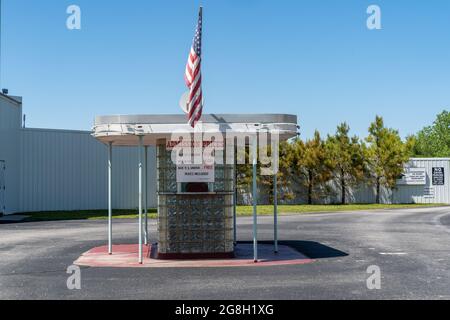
[237,142,295,204]
[326,123,365,204]
[292,131,333,205]
[236,146,252,197]
[412,110,450,157]
[364,116,412,204]
[260,141,295,204]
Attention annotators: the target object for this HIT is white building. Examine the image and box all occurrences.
[393,158,450,204]
[0,93,449,215]
[0,93,156,215]
[0,94,21,214]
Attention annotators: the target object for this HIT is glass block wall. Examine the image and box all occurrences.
[157,140,235,256]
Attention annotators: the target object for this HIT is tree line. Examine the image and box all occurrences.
[238,111,450,205]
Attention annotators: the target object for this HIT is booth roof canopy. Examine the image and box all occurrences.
[95,114,297,125]
[92,114,298,146]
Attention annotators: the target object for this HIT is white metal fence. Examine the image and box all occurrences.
[19,128,157,212]
[238,159,450,205]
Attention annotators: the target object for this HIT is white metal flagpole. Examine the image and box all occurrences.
[138,136,144,264]
[108,142,113,255]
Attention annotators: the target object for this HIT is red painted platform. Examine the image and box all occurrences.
[74,243,314,268]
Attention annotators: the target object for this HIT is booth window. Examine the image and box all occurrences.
[180,182,212,193]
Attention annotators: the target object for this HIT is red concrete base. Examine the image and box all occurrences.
[74,243,314,268]
[156,251,235,260]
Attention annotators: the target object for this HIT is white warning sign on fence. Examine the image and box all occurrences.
[397,167,426,186]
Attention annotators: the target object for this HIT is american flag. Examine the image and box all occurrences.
[184,7,203,128]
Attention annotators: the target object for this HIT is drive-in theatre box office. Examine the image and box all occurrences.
[92,113,298,263]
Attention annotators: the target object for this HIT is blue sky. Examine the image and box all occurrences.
[1,0,449,139]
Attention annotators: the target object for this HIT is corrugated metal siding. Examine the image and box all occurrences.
[0,96,21,214]
[247,160,450,205]
[346,184,391,204]
[238,178,393,205]
[393,159,450,204]
[19,129,156,212]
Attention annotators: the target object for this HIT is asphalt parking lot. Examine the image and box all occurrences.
[1,207,450,300]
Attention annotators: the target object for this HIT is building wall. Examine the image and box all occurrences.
[326,159,450,205]
[393,158,450,204]
[239,181,393,206]
[0,95,22,214]
[240,159,450,205]
[19,128,157,212]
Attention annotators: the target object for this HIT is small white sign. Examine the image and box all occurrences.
[177,164,215,183]
[397,168,426,186]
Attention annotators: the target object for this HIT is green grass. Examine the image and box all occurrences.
[237,203,446,215]
[21,209,158,222]
[18,204,446,222]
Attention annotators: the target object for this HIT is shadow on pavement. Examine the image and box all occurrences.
[243,241,348,259]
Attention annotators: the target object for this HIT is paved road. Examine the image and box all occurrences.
[1,207,450,300]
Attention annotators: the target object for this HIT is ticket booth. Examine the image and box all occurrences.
[92,114,298,263]
[157,138,235,259]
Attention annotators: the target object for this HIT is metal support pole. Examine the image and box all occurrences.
[156,145,159,225]
[108,142,113,255]
[144,146,148,246]
[138,136,144,264]
[274,173,278,253]
[252,134,258,263]
[233,143,237,246]
[272,133,279,254]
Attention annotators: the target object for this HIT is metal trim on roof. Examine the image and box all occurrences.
[410,158,450,161]
[95,114,297,126]
[92,114,299,146]
[0,93,22,106]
